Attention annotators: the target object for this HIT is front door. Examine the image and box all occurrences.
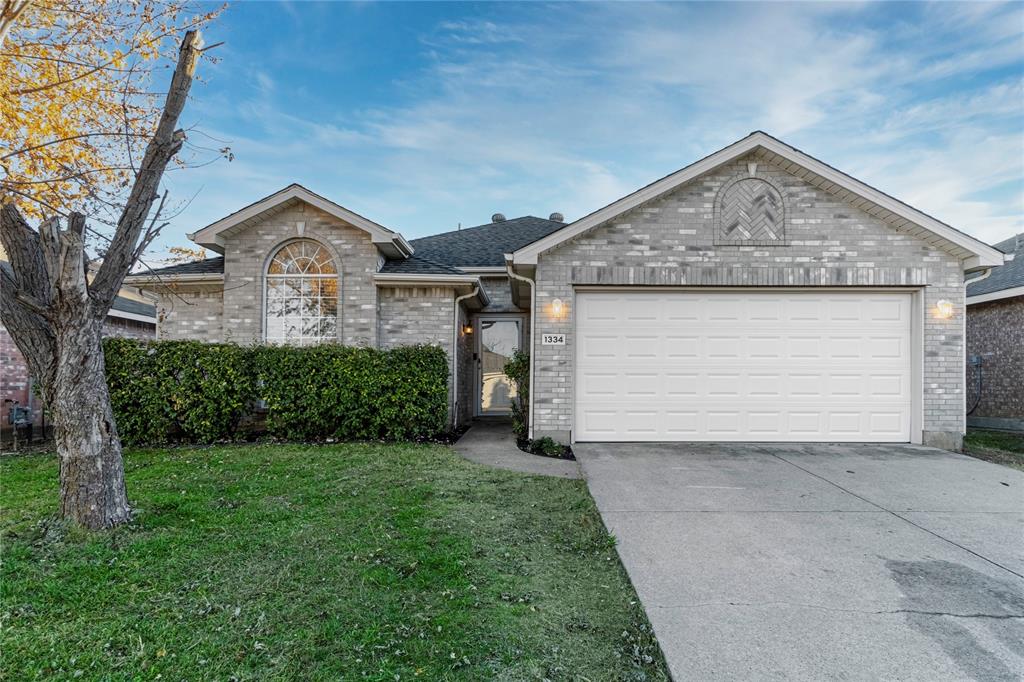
[477,316,523,415]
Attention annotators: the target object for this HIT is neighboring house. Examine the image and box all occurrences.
[966,233,1023,431]
[1,259,157,421]
[126,132,1006,450]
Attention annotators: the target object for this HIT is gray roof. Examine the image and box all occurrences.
[135,257,225,277]
[403,216,566,268]
[110,295,156,319]
[379,255,467,276]
[136,216,566,279]
[967,234,1023,298]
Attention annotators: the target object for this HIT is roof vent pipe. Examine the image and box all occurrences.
[491,213,506,223]
[549,212,564,222]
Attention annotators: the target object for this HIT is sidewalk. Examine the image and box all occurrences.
[453,419,581,479]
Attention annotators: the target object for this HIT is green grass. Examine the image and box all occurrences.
[963,429,1024,471]
[0,443,668,681]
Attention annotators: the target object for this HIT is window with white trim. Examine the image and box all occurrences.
[264,239,338,345]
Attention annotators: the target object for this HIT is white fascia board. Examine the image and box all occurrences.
[511,132,1004,269]
[123,273,224,285]
[966,286,1024,305]
[458,266,507,274]
[374,273,491,306]
[373,273,480,285]
[107,309,157,324]
[188,184,412,257]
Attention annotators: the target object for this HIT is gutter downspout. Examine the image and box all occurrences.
[966,266,994,287]
[452,287,479,430]
[506,260,535,440]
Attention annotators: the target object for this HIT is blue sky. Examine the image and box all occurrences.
[158,0,1024,257]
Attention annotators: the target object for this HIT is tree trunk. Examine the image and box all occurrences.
[51,315,130,528]
[0,31,202,529]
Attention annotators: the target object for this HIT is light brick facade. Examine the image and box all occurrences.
[155,286,224,341]
[530,153,966,448]
[139,137,997,447]
[378,285,463,421]
[221,203,380,346]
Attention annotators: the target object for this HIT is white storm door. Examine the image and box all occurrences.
[574,290,913,442]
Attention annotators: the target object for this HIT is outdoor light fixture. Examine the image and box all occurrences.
[934,299,954,320]
[551,298,565,319]
[463,324,474,335]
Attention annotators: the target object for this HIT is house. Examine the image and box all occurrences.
[1,259,157,423]
[966,233,1023,431]
[126,132,1006,450]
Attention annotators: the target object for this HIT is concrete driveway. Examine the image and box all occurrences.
[575,442,1024,681]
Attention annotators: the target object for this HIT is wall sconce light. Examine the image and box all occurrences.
[462,324,474,335]
[934,299,954,320]
[551,298,565,319]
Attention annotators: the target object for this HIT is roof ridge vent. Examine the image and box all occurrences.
[549,212,564,222]
[491,213,506,223]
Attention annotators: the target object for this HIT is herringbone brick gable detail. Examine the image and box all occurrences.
[716,176,786,244]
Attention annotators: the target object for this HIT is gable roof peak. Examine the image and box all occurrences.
[187,183,412,259]
[510,132,1004,271]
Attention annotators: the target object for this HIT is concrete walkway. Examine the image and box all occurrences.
[576,442,1024,681]
[453,420,581,479]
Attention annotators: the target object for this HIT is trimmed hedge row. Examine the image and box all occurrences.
[103,339,449,445]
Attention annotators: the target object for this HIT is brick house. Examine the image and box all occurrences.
[966,233,1023,431]
[126,132,1006,450]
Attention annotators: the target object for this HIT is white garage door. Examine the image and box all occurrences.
[575,290,913,442]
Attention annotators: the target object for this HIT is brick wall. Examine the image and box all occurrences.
[155,286,224,341]
[103,316,157,340]
[967,296,1023,424]
[378,285,461,424]
[0,322,36,414]
[532,152,965,447]
[1,314,155,420]
[480,276,522,313]
[221,202,379,346]
[456,303,475,426]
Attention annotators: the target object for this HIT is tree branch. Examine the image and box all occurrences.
[0,0,30,50]
[0,254,56,394]
[0,132,149,162]
[91,30,202,308]
[0,203,51,303]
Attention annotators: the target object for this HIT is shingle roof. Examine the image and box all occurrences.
[404,216,566,268]
[967,233,1023,298]
[379,255,468,275]
[110,296,156,319]
[134,257,225,277]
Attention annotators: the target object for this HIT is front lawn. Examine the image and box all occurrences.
[963,428,1024,471]
[1,443,667,680]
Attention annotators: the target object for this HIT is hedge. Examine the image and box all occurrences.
[103,339,448,445]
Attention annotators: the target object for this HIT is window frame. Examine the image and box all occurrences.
[262,238,340,346]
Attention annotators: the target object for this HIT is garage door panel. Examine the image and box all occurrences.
[576,369,911,403]
[576,405,911,442]
[575,291,913,442]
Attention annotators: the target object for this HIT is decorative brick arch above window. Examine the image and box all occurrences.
[714,172,787,246]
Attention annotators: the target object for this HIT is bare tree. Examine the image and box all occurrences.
[0,31,203,529]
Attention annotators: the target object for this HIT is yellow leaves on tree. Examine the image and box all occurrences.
[0,1,221,219]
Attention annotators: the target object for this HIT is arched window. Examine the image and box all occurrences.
[265,239,338,345]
